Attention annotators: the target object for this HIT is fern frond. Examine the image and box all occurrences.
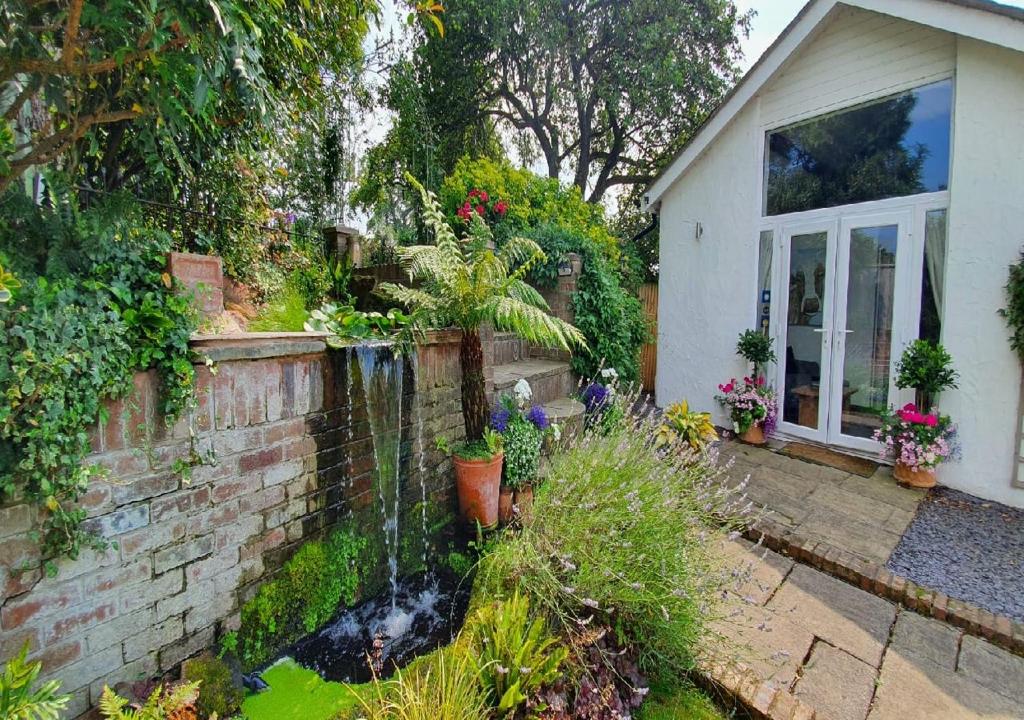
[506,279,549,310]
[486,297,587,351]
[498,236,544,270]
[377,283,443,315]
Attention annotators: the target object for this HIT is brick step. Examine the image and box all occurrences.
[491,359,576,407]
[493,332,529,365]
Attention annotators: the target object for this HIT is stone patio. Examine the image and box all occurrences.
[708,540,1024,719]
[720,440,926,564]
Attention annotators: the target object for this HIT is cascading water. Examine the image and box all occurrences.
[355,343,404,608]
[411,353,430,569]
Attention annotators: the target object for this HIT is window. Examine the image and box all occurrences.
[764,80,953,216]
[757,230,773,333]
[919,209,947,343]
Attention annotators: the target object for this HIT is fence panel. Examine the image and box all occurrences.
[639,283,658,393]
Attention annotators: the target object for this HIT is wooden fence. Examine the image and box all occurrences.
[639,283,658,393]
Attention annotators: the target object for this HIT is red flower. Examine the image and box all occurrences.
[475,204,485,215]
[468,189,481,199]
[457,202,472,221]
[479,190,489,202]
[494,200,509,216]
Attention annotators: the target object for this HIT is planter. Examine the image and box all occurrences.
[498,485,515,526]
[739,425,766,445]
[454,452,503,528]
[893,461,937,489]
[513,484,534,521]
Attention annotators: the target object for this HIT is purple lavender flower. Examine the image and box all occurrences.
[490,406,511,433]
[581,383,610,414]
[526,405,549,430]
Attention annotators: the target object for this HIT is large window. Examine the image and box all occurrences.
[764,80,953,216]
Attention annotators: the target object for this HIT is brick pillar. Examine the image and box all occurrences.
[167,251,224,316]
[540,252,582,325]
[322,225,363,267]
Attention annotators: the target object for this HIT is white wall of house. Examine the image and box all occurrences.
[656,7,1024,506]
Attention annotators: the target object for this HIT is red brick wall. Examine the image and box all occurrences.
[0,331,465,718]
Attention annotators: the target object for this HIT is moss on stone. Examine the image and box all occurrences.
[241,658,369,720]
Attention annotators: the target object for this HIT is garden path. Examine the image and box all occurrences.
[707,539,1024,719]
[720,440,925,564]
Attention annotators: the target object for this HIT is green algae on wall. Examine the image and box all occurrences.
[241,658,368,720]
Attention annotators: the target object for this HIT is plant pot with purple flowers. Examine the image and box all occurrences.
[491,379,558,524]
[874,404,958,489]
[715,376,778,445]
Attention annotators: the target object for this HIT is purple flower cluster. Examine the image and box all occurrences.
[526,405,549,430]
[490,406,511,433]
[581,382,610,413]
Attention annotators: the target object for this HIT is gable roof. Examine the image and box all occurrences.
[643,0,1024,210]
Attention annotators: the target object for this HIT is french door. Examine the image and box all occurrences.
[775,209,913,452]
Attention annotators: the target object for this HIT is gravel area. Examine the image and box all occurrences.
[888,487,1024,622]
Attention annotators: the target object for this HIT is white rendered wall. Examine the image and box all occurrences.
[938,38,1024,506]
[655,101,760,428]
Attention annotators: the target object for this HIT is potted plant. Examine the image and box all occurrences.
[438,430,504,527]
[895,340,959,409]
[655,400,719,452]
[874,404,958,488]
[737,329,777,379]
[380,175,585,528]
[490,379,556,524]
[715,376,778,445]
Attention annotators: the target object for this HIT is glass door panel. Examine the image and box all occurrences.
[838,225,897,438]
[779,226,835,442]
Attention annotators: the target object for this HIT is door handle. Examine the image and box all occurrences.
[812,328,829,333]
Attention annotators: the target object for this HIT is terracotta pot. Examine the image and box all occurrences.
[893,461,936,489]
[739,425,766,445]
[454,452,503,528]
[498,485,515,526]
[513,484,534,521]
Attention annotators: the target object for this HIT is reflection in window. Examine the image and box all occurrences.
[919,209,947,343]
[765,80,953,216]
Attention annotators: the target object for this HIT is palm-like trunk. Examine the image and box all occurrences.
[460,329,488,441]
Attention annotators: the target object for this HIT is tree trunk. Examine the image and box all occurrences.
[460,328,488,441]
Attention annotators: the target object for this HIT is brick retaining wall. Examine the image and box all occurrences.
[0,330,465,718]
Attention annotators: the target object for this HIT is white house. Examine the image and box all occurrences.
[646,0,1024,506]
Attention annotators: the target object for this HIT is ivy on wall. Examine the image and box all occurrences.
[0,188,198,572]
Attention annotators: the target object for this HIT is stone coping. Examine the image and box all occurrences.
[743,517,1024,658]
[190,329,464,363]
[697,655,818,720]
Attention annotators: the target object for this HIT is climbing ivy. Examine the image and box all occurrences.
[0,189,198,571]
[235,529,367,669]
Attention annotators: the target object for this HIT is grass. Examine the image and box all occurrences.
[241,658,367,720]
[249,284,309,331]
[637,683,731,720]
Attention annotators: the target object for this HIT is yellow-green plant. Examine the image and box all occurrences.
[97,683,200,720]
[656,401,718,451]
[378,174,585,444]
[354,649,489,720]
[0,643,70,720]
[467,590,568,714]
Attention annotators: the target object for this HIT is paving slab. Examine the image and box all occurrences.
[957,634,1024,704]
[840,472,926,513]
[888,610,960,672]
[793,643,876,720]
[793,512,902,565]
[708,601,814,689]
[768,565,896,666]
[869,650,1021,719]
[717,539,794,606]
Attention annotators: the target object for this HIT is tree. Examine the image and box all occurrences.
[379,174,584,440]
[433,0,750,203]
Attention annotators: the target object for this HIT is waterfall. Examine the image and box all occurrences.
[344,347,355,518]
[411,354,429,569]
[356,343,404,609]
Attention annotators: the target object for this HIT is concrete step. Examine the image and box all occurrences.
[493,332,529,365]
[491,359,576,407]
[543,397,585,438]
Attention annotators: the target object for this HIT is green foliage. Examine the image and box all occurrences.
[237,529,366,669]
[1000,251,1024,364]
[0,191,198,567]
[438,428,504,462]
[656,401,719,452]
[895,340,958,407]
[326,255,356,303]
[181,653,242,720]
[736,330,777,376]
[440,158,619,264]
[0,643,70,720]
[446,550,476,579]
[0,260,20,303]
[243,658,367,720]
[249,281,311,332]
[305,303,415,347]
[467,591,568,714]
[98,683,199,720]
[475,395,741,682]
[636,682,728,720]
[500,414,543,490]
[352,647,489,720]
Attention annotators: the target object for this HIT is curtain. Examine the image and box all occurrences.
[925,210,947,314]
